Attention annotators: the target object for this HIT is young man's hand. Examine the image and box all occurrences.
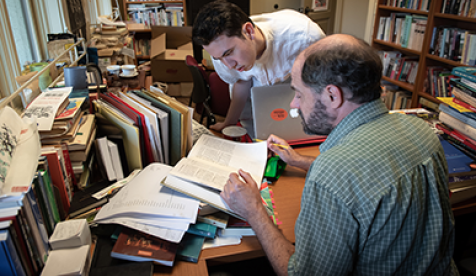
[210,122,227,132]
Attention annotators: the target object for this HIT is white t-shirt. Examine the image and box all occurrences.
[212,9,326,87]
[211,9,325,137]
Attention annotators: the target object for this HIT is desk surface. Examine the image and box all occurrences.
[152,145,320,275]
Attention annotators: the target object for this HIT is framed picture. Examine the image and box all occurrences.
[312,0,328,11]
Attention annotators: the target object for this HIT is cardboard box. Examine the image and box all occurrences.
[151,26,193,83]
[49,219,91,250]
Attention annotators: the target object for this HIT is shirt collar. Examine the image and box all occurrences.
[320,99,389,153]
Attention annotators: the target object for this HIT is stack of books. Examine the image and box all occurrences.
[434,66,476,204]
[0,104,66,275]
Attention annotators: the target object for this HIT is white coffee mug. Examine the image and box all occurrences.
[121,65,136,76]
[107,65,121,75]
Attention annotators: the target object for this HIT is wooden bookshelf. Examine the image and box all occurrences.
[372,0,476,109]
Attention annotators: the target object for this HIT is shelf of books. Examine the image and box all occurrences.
[372,0,476,111]
[375,0,476,211]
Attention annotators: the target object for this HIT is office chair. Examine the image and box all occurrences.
[185,55,231,128]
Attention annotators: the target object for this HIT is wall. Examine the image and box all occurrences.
[250,0,302,14]
[338,0,370,40]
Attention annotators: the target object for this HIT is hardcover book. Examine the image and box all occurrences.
[111,227,178,267]
[452,66,476,83]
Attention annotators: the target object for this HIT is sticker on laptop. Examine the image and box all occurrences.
[270,108,288,121]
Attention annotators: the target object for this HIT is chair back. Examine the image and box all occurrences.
[185,56,210,108]
[208,72,230,117]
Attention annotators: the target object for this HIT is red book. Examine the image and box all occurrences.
[42,150,71,217]
[111,227,178,266]
[453,97,476,113]
[435,123,476,152]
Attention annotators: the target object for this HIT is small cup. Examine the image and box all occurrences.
[107,65,121,75]
[121,64,136,76]
[222,126,247,142]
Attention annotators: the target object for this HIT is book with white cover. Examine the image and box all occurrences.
[107,140,124,180]
[96,137,116,181]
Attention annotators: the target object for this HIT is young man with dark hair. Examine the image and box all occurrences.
[192,0,325,137]
[221,34,458,275]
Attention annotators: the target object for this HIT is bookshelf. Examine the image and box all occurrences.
[372,0,476,110]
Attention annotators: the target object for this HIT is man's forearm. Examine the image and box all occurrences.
[289,155,315,171]
[223,80,252,126]
[248,206,295,276]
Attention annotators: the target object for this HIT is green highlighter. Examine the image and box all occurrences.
[263,156,287,182]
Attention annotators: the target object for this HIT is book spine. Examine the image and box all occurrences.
[7,223,32,276]
[453,97,476,112]
[435,123,476,152]
[439,103,476,129]
[31,179,54,236]
[453,68,476,83]
[1,230,27,276]
[440,111,476,140]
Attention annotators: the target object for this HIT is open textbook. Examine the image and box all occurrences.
[162,135,268,218]
[168,135,268,191]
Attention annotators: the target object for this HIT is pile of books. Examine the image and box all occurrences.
[434,66,476,204]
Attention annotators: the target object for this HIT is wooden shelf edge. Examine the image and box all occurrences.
[378,4,429,15]
[426,54,469,67]
[382,76,415,91]
[373,39,422,55]
[434,13,476,23]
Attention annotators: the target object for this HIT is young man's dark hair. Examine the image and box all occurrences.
[192,0,253,46]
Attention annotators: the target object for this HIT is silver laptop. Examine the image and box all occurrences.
[251,83,326,145]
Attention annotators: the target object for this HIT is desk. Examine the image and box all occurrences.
[151,146,320,275]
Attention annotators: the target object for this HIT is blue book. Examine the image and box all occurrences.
[440,137,474,175]
[0,230,26,276]
[452,66,476,83]
[176,233,205,263]
[439,103,476,127]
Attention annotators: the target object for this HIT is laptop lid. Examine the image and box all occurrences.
[251,83,326,145]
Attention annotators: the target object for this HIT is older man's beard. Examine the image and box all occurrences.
[298,98,335,136]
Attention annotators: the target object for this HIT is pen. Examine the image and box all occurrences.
[254,139,289,149]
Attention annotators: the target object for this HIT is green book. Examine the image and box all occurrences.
[176,233,206,263]
[39,170,61,225]
[186,222,217,238]
[32,175,54,235]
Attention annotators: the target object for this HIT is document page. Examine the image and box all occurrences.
[168,135,268,191]
[95,163,199,222]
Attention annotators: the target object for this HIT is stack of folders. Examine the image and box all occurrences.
[92,90,193,174]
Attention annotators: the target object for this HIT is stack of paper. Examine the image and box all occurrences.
[93,163,200,243]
